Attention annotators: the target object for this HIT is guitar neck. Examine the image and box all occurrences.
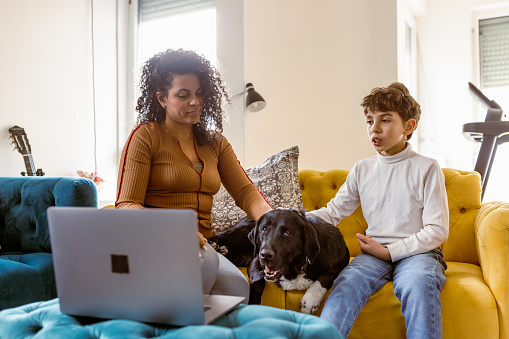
[9,125,44,177]
[22,154,36,176]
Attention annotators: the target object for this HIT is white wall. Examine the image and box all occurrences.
[1,0,92,178]
[242,0,399,170]
[0,0,120,205]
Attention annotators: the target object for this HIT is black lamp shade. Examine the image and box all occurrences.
[245,83,266,112]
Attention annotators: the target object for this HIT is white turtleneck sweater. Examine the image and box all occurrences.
[308,144,449,262]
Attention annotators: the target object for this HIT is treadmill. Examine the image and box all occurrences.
[463,82,509,200]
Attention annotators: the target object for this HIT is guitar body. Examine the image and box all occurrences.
[9,125,45,176]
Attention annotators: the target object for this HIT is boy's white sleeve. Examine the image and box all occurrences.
[387,162,449,262]
[307,167,361,226]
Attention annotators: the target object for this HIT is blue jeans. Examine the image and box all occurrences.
[320,250,447,339]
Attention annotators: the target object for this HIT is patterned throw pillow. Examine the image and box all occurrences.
[211,146,303,234]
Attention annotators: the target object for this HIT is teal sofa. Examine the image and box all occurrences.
[0,177,97,310]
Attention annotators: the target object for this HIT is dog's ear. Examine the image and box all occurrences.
[248,223,259,255]
[248,226,257,246]
[289,208,308,220]
[289,209,319,262]
[303,219,320,264]
[289,208,306,216]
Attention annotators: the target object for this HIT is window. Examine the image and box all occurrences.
[479,16,509,89]
[138,0,216,67]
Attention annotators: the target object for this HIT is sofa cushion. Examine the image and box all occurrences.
[0,253,55,310]
[441,262,498,338]
[211,146,303,234]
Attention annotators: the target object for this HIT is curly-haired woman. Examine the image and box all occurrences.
[116,49,272,301]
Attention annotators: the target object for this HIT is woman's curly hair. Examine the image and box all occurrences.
[361,82,421,140]
[135,49,230,145]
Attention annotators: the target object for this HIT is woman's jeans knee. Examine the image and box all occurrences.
[320,251,446,339]
[200,243,250,303]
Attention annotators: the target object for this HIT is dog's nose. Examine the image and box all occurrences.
[260,248,274,261]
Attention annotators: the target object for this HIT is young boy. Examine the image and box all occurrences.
[308,82,449,338]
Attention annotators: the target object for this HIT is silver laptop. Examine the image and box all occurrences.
[47,207,244,326]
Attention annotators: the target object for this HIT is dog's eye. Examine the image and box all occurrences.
[261,226,268,234]
[283,230,291,236]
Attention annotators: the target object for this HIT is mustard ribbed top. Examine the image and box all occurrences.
[116,122,271,238]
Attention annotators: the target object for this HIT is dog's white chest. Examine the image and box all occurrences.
[279,273,314,291]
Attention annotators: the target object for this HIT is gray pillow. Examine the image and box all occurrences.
[211,146,303,234]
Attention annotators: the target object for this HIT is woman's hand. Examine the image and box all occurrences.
[356,233,391,261]
[198,231,207,251]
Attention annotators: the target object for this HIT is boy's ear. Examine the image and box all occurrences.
[404,118,417,136]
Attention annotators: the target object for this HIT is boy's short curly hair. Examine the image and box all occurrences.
[361,82,421,140]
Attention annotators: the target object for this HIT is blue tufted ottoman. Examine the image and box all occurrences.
[0,298,342,339]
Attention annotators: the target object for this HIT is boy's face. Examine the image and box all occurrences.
[366,110,416,156]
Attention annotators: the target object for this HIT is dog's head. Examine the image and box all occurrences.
[247,209,320,282]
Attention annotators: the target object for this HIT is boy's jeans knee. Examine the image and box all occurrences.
[320,253,392,337]
[320,251,446,339]
[393,251,446,339]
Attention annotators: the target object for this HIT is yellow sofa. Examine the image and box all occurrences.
[238,168,508,339]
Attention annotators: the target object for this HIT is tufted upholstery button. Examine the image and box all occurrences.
[460,207,466,213]
[30,324,42,333]
[332,185,337,190]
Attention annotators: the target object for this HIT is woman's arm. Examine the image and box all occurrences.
[115,126,152,209]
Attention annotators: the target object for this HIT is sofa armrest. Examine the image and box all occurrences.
[53,177,98,207]
[475,201,509,339]
[0,177,98,253]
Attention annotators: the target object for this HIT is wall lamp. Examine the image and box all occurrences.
[244,83,266,112]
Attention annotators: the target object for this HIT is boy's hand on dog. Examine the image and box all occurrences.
[356,233,391,261]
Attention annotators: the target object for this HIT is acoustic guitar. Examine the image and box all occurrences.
[8,125,45,176]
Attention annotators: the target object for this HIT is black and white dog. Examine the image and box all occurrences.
[209,209,350,314]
